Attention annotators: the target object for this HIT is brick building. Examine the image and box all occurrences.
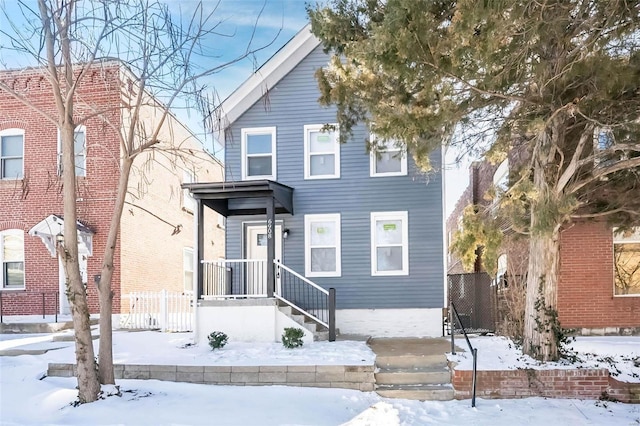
[448,158,640,334]
[0,63,224,318]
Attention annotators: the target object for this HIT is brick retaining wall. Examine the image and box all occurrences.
[47,363,375,392]
[452,368,640,403]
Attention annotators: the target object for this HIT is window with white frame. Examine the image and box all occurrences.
[0,129,24,179]
[370,137,407,177]
[1,229,25,289]
[304,124,340,179]
[371,211,408,275]
[183,247,194,293]
[493,159,509,191]
[495,254,508,288]
[305,213,341,277]
[242,127,276,180]
[613,228,640,297]
[182,170,195,212]
[58,126,86,177]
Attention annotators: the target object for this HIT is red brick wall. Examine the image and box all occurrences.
[0,66,121,316]
[559,220,640,330]
[452,368,640,402]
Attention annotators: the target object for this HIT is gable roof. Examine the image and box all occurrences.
[215,24,321,146]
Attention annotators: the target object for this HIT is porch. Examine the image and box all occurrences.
[182,180,336,342]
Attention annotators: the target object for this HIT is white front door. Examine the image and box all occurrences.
[58,252,88,315]
[246,224,282,295]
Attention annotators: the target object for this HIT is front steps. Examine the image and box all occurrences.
[369,338,455,401]
[277,304,330,341]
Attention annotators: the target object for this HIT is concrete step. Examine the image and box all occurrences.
[376,354,447,369]
[376,384,455,401]
[375,367,451,385]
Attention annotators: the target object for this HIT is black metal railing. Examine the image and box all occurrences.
[274,260,336,341]
[450,301,478,407]
[0,291,59,323]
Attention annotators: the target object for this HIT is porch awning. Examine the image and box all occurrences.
[28,214,94,257]
[182,180,294,217]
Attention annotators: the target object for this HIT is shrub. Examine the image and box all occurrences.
[281,327,305,349]
[207,331,228,350]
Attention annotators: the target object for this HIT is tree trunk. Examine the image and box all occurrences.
[60,123,101,402]
[98,157,134,384]
[522,231,560,361]
[522,137,563,362]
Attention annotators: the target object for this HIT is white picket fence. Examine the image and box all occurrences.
[120,290,193,332]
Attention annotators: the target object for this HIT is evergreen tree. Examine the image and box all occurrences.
[308,0,640,361]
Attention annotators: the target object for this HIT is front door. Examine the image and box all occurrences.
[58,252,88,315]
[246,224,282,296]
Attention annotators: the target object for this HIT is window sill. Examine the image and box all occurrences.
[613,294,640,298]
[0,287,26,292]
[370,172,407,178]
[372,271,409,277]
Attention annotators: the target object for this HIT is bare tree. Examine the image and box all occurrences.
[0,0,274,403]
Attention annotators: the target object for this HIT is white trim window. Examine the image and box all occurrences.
[305,213,341,277]
[493,159,509,191]
[183,247,194,293]
[613,228,640,297]
[182,170,195,213]
[241,127,276,180]
[371,211,409,276]
[57,126,86,177]
[0,128,24,180]
[1,229,25,289]
[370,137,407,177]
[304,124,340,179]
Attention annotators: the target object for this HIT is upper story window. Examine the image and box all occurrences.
[370,137,407,177]
[371,211,409,276]
[182,170,195,213]
[58,126,86,177]
[613,227,640,297]
[305,213,341,277]
[1,229,25,289]
[493,159,509,191]
[241,127,276,180]
[304,124,340,179]
[0,128,24,180]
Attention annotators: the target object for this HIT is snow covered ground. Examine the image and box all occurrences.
[0,329,639,425]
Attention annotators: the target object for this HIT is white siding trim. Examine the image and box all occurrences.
[303,124,340,180]
[371,211,409,276]
[241,127,277,181]
[304,213,341,277]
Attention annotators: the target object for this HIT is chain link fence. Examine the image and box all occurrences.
[447,273,497,334]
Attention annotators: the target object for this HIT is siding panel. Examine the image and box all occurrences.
[225,46,444,310]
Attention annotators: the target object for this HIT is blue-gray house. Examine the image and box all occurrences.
[184,26,445,343]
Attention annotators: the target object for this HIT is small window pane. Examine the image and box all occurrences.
[247,156,272,176]
[4,262,24,287]
[309,131,334,152]
[310,221,336,246]
[1,135,23,157]
[246,134,272,154]
[3,233,23,261]
[376,152,402,174]
[257,234,267,246]
[183,250,193,270]
[2,159,22,178]
[311,248,336,272]
[376,247,403,271]
[375,220,402,245]
[310,154,335,176]
[614,242,640,296]
[74,131,85,153]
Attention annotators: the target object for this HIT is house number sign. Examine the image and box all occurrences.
[267,219,273,240]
